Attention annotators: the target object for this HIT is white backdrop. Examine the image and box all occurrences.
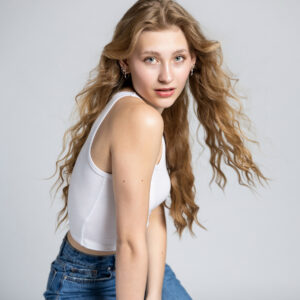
[0,0,299,299]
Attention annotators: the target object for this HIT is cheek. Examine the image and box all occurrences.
[131,65,154,84]
[175,66,190,82]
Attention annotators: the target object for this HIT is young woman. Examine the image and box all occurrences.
[43,0,269,299]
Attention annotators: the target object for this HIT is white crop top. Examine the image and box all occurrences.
[67,90,171,251]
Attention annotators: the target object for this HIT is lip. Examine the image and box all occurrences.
[155,87,175,91]
[155,88,175,97]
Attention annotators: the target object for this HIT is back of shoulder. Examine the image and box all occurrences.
[110,96,164,144]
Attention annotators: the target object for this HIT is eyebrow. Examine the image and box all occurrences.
[141,49,188,55]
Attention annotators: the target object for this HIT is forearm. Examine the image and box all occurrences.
[116,241,148,300]
[145,203,167,299]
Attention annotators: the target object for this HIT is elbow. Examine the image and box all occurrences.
[117,236,147,255]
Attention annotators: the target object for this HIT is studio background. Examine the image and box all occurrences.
[0,0,299,299]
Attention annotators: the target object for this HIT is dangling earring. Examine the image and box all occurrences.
[190,65,195,76]
[121,67,127,79]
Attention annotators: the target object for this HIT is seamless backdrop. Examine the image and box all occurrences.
[0,0,299,299]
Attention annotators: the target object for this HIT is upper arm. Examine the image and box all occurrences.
[110,101,164,245]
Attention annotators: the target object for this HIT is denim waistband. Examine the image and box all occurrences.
[57,232,116,268]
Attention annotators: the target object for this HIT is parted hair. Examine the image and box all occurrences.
[48,0,270,238]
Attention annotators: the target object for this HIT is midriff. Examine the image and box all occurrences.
[67,231,116,256]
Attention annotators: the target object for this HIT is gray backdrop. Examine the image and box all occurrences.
[1,0,299,299]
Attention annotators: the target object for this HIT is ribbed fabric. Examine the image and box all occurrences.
[67,91,171,251]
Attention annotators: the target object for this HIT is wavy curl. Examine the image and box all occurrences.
[46,0,271,238]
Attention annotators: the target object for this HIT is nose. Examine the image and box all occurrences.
[158,62,173,84]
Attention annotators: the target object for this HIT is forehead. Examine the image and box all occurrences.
[134,26,189,54]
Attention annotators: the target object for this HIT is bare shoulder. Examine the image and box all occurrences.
[110,96,164,143]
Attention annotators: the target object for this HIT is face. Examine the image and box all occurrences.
[119,25,196,114]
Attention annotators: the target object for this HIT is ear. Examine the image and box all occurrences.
[190,52,196,66]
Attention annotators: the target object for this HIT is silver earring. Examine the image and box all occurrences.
[121,67,127,79]
[190,65,195,76]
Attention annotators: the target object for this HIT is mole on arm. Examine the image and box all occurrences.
[121,179,145,183]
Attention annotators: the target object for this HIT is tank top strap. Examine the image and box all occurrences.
[87,90,140,150]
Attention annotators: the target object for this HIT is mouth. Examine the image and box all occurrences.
[155,87,175,91]
[154,88,176,98]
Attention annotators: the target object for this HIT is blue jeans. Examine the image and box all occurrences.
[43,233,192,299]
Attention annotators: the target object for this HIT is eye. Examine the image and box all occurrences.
[144,57,157,64]
[175,55,186,62]
[143,55,186,64]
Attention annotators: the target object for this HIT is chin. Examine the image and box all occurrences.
[158,98,177,108]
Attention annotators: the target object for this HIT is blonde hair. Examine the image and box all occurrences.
[47,0,270,238]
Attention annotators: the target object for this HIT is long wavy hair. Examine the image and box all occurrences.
[47,0,270,238]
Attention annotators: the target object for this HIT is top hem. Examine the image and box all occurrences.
[70,232,116,252]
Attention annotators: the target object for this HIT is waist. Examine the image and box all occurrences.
[66,231,116,256]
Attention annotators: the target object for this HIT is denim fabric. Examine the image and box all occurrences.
[43,233,192,299]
